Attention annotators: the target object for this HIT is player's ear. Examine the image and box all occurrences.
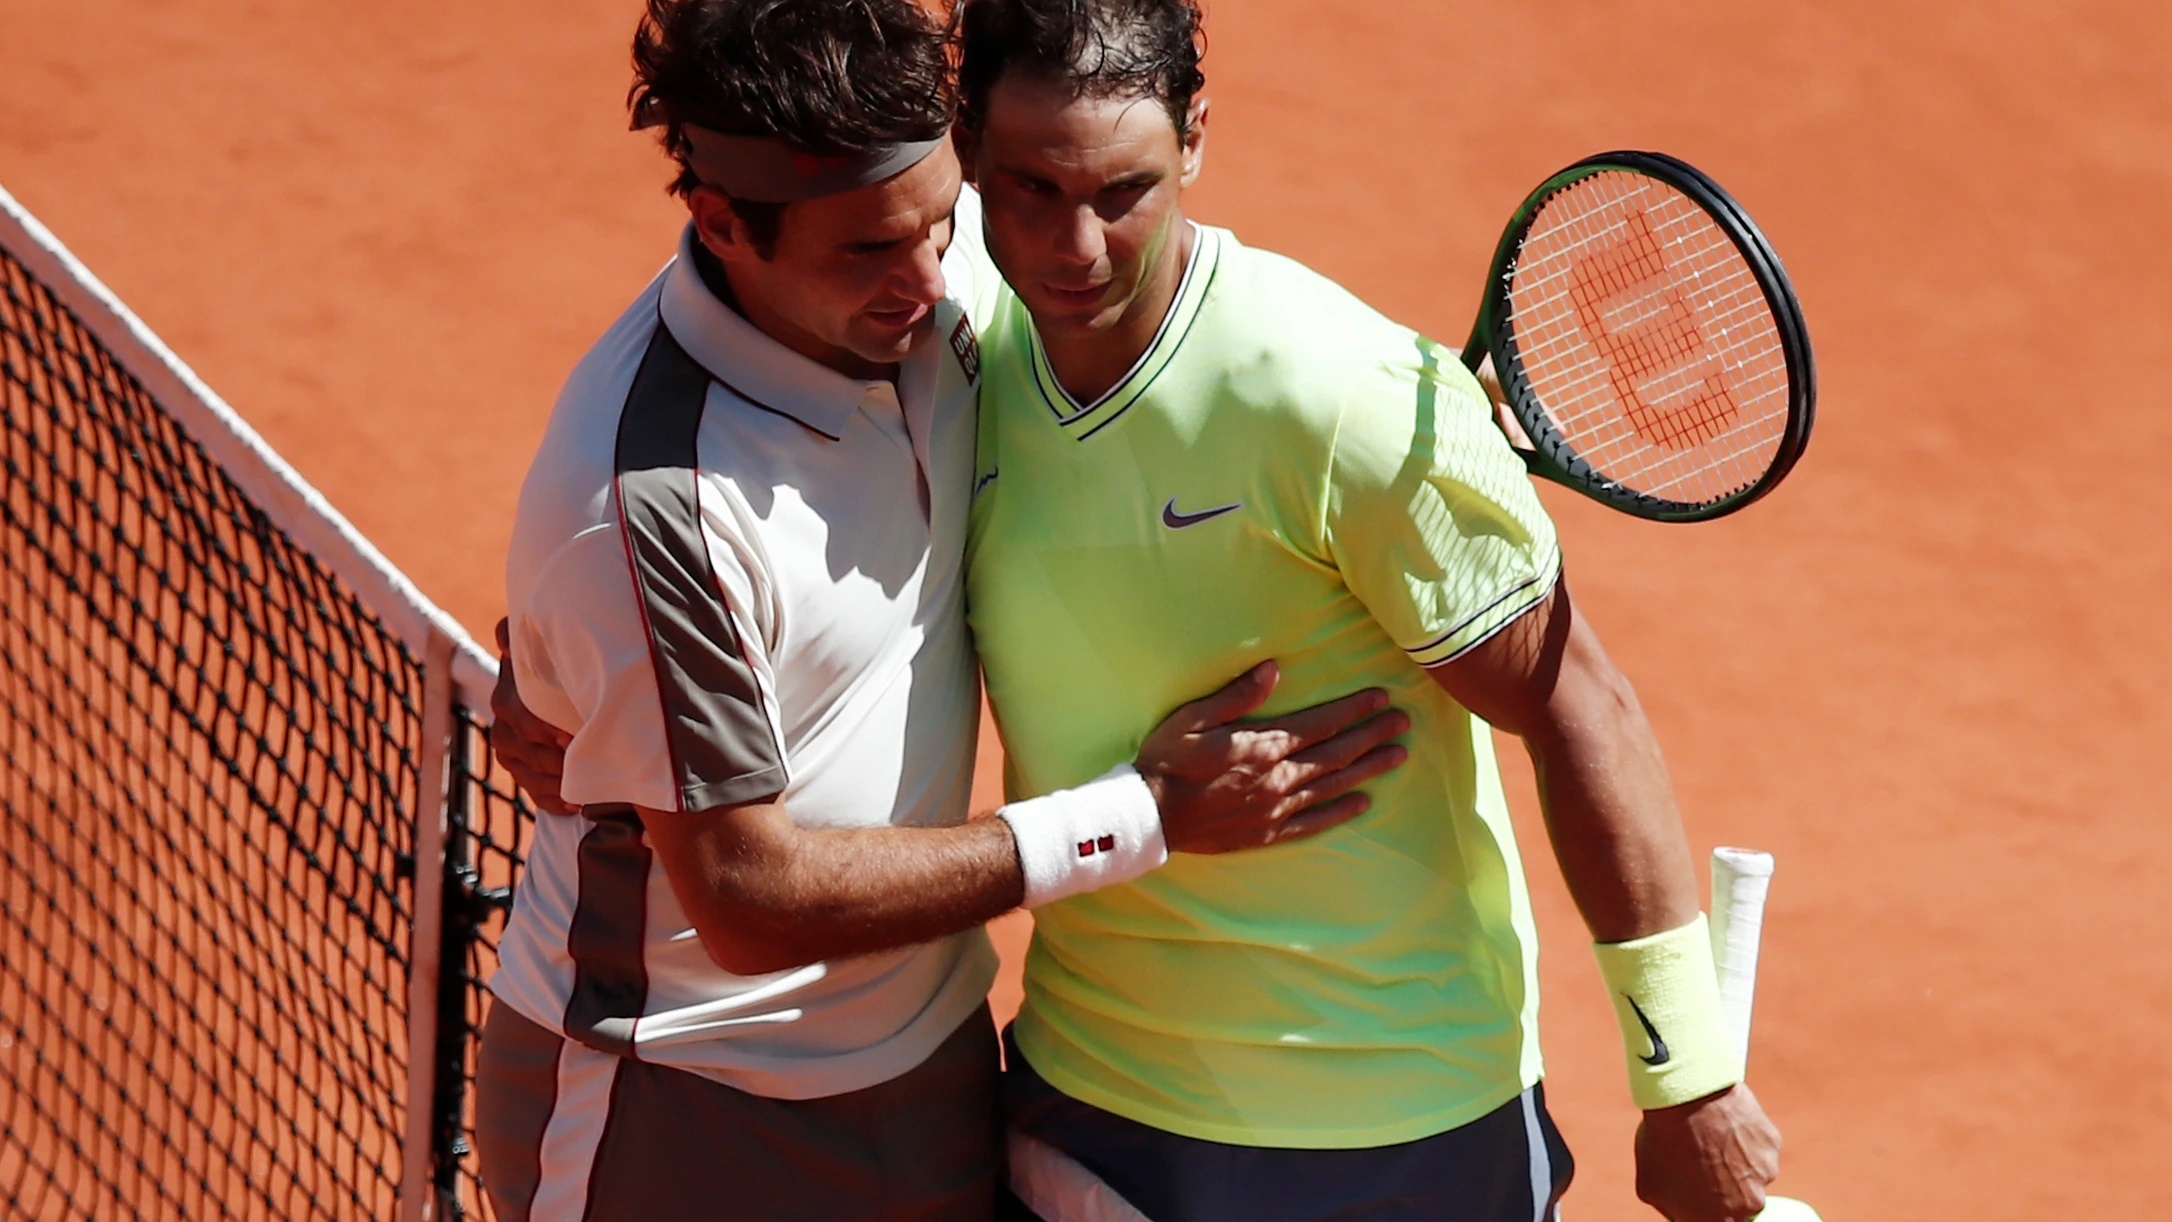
[688,185,757,264]
[1178,96,1209,188]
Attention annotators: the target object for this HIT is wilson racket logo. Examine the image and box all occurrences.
[1567,207,1740,450]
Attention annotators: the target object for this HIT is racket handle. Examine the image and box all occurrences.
[1709,846,1775,1070]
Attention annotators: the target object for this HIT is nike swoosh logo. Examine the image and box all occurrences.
[1625,995,1670,1066]
[1161,497,1243,530]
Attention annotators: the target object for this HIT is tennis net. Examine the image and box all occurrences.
[0,185,532,1221]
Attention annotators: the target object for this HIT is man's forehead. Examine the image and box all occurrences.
[802,148,963,241]
[983,73,1177,157]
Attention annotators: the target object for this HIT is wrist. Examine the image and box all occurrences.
[1641,1082,1739,1117]
[1135,763,1167,815]
[997,764,1169,908]
[1592,913,1743,1111]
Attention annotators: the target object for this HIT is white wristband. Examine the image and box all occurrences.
[997,764,1168,908]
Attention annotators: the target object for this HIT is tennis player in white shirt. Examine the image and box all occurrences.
[476,2,1408,1219]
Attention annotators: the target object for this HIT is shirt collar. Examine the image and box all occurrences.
[657,224,869,440]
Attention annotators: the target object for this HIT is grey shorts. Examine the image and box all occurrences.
[475,1000,1003,1222]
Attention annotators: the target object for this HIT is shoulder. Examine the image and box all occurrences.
[507,265,669,603]
[1193,238,1508,492]
[1192,230,1455,428]
[1205,232,1379,329]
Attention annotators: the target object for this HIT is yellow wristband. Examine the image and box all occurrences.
[1591,913,1743,1110]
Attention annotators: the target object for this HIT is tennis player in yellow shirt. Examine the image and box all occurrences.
[952,2,1780,1218]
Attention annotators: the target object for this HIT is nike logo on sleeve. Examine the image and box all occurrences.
[1161,497,1243,530]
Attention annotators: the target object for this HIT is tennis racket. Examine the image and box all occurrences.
[1463,151,1815,522]
[1709,846,1825,1222]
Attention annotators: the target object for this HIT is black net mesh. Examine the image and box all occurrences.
[0,234,529,1219]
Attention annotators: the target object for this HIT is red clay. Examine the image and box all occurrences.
[7,1,2171,1217]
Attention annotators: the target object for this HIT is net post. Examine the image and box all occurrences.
[401,628,459,1222]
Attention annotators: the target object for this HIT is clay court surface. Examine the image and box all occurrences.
[5,0,2170,1217]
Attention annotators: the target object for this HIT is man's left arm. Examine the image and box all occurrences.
[1323,339,1781,1222]
[1429,578,1782,1222]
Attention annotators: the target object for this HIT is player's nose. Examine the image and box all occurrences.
[1052,204,1106,265]
[895,237,947,305]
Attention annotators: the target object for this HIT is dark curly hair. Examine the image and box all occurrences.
[956,0,1206,138]
[629,0,957,250]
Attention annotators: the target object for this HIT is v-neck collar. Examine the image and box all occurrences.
[1027,223,1221,442]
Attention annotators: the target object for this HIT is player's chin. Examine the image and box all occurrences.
[1026,288,1122,334]
[849,307,936,363]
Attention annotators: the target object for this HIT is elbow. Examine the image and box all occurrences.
[1530,651,1649,756]
[689,912,822,977]
[1588,662,1646,724]
[658,806,825,976]
[702,941,818,978]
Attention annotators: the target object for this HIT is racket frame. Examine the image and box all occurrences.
[1464,150,1816,522]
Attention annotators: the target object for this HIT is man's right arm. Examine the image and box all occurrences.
[641,795,1024,976]
[493,638,1408,976]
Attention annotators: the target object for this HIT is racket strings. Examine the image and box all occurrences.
[1518,186,1784,482]
[1504,172,1791,505]
[1520,229,1784,496]
[1525,242,1782,495]
[1566,210,1735,449]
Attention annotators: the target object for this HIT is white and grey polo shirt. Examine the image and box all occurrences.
[492,207,998,1100]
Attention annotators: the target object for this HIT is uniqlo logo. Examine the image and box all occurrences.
[950,317,981,382]
[1075,834,1117,858]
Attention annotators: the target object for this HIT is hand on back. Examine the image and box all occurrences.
[489,618,576,816]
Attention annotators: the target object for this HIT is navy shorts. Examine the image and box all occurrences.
[1001,1028,1573,1222]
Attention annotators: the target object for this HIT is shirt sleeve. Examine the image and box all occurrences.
[1322,335,1562,668]
[514,510,789,815]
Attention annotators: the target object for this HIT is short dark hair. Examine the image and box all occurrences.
[956,0,1206,138]
[629,0,957,253]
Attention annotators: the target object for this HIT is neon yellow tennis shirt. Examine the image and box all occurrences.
[966,224,1565,1148]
